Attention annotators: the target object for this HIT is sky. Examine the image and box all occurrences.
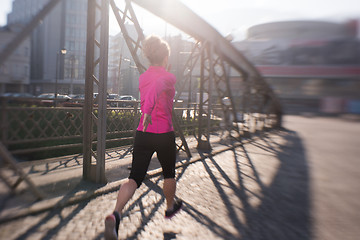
[1,0,359,40]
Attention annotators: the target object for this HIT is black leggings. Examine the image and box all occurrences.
[129,131,176,188]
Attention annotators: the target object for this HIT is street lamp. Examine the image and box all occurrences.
[70,55,76,95]
[55,48,67,105]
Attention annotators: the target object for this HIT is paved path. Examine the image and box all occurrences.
[0,115,359,240]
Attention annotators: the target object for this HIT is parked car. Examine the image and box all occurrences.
[37,93,71,99]
[119,95,137,107]
[119,95,135,101]
[108,94,120,100]
[37,93,71,106]
[0,92,35,105]
[105,94,137,107]
[72,94,85,100]
[107,93,121,107]
[0,92,34,98]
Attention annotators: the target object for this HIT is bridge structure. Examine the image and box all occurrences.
[0,0,282,184]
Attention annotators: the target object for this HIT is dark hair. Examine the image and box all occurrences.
[142,35,170,65]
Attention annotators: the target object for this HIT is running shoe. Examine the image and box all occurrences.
[104,214,118,240]
[165,199,183,219]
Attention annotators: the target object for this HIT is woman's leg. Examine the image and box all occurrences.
[105,131,153,239]
[156,132,182,216]
[105,179,137,240]
[114,136,153,213]
[163,178,176,210]
[114,178,138,213]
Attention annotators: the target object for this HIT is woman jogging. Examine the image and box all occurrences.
[104,35,183,240]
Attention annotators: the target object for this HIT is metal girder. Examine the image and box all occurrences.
[192,41,243,148]
[110,0,146,74]
[196,42,213,149]
[131,0,282,119]
[211,54,242,139]
[0,0,283,184]
[110,0,192,157]
[174,41,202,102]
[83,0,109,183]
[0,142,44,200]
[0,0,63,66]
[130,0,282,145]
[131,0,258,76]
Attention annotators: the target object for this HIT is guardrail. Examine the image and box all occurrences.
[0,97,201,160]
[0,96,278,160]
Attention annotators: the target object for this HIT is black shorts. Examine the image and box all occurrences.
[129,131,176,188]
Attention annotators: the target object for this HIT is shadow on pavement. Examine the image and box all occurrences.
[250,130,312,239]
[117,157,192,240]
[190,129,312,239]
[14,200,90,240]
[0,129,312,239]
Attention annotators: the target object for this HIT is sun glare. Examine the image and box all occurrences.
[109,1,183,38]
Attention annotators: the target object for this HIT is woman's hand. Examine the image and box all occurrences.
[142,113,152,132]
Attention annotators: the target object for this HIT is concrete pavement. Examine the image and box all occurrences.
[0,115,359,240]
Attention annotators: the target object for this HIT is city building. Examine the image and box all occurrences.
[234,20,360,113]
[0,23,30,94]
[108,30,195,99]
[7,0,88,96]
[236,20,359,66]
[4,1,200,100]
[108,24,140,98]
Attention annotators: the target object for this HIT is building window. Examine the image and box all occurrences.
[24,65,29,77]
[13,64,21,78]
[79,68,85,79]
[65,68,70,79]
[74,67,79,79]
[24,46,29,57]
[0,65,7,74]
[70,41,75,51]
[65,40,70,50]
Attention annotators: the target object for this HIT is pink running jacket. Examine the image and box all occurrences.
[137,66,176,133]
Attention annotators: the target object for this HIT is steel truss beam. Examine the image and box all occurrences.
[0,0,63,66]
[131,0,281,110]
[109,0,146,74]
[83,0,109,183]
[198,43,212,149]
[0,0,283,183]
[131,0,282,147]
[110,0,192,158]
[211,50,242,139]
[191,42,242,148]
